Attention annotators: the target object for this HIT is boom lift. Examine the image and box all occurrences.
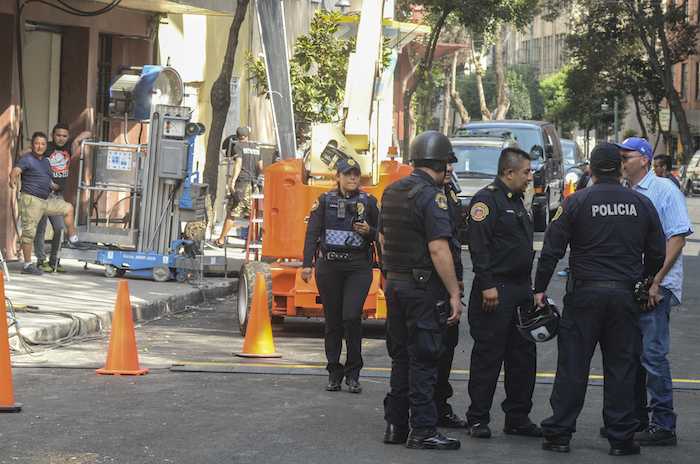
[235,1,411,333]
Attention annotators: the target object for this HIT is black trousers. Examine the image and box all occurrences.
[383,276,448,432]
[434,323,459,415]
[542,287,642,445]
[466,280,536,426]
[315,259,372,382]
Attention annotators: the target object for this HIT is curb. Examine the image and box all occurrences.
[9,279,237,350]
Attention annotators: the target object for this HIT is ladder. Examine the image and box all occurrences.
[244,192,264,262]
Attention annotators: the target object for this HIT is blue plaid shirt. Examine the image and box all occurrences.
[633,170,693,302]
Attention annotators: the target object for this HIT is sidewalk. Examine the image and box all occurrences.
[3,258,238,352]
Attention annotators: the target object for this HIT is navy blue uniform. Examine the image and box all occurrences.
[465,176,536,428]
[534,178,666,446]
[380,169,454,433]
[434,187,464,418]
[303,188,379,383]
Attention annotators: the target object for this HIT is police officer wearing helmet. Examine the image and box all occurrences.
[302,157,379,394]
[533,143,666,456]
[433,160,468,429]
[465,146,541,440]
[380,130,462,450]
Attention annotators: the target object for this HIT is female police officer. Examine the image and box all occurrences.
[301,157,379,393]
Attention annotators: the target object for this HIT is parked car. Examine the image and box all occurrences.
[449,133,536,227]
[680,151,700,196]
[561,138,587,198]
[454,120,564,231]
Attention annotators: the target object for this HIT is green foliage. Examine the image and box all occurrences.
[246,11,355,127]
[540,67,570,126]
[414,66,447,131]
[457,65,542,120]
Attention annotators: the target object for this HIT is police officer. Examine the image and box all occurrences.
[465,147,541,439]
[380,131,462,450]
[533,143,666,456]
[433,161,468,429]
[301,157,379,394]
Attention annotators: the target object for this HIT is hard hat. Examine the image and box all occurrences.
[516,298,561,343]
[409,131,457,163]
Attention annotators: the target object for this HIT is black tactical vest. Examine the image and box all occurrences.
[321,190,369,252]
[380,176,433,273]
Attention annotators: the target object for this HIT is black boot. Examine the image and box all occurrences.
[467,422,492,439]
[437,405,467,428]
[542,435,571,453]
[504,421,543,437]
[383,424,409,444]
[345,378,362,394]
[406,430,460,450]
[609,441,641,456]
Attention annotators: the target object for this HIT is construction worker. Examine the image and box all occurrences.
[214,126,262,247]
[433,160,468,428]
[301,157,379,394]
[380,131,462,450]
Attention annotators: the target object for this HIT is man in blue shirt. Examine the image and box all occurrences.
[617,137,693,446]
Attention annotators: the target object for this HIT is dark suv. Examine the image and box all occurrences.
[454,120,564,231]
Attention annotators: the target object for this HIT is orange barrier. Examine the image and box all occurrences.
[236,273,281,358]
[96,280,149,376]
[0,272,22,412]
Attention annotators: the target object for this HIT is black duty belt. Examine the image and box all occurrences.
[574,280,634,291]
[322,251,352,261]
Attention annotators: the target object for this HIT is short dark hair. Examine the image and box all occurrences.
[412,159,448,172]
[591,163,621,178]
[497,147,531,176]
[31,131,48,143]
[653,154,672,171]
[52,123,70,134]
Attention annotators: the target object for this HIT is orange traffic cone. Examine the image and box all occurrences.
[0,272,22,412]
[236,272,280,358]
[97,280,149,376]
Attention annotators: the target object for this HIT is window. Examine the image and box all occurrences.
[681,62,688,99]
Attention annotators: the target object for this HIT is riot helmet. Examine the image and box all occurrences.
[516,298,561,343]
[409,131,458,163]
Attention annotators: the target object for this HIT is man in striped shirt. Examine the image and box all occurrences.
[617,137,693,446]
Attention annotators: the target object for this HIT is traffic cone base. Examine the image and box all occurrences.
[96,280,149,376]
[235,272,281,358]
[0,403,22,413]
[1,272,21,413]
[96,367,149,376]
[235,351,281,358]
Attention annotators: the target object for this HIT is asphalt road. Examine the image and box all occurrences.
[3,197,700,464]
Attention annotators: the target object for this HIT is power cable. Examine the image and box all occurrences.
[21,0,121,17]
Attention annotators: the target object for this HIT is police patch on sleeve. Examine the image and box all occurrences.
[310,200,319,212]
[470,202,489,222]
[450,190,459,203]
[552,206,563,222]
[435,192,448,210]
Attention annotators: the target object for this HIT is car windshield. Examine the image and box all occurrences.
[456,126,542,153]
[452,145,502,176]
[561,141,578,168]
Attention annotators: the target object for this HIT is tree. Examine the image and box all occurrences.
[458,65,539,120]
[247,11,389,141]
[548,0,699,160]
[203,0,250,206]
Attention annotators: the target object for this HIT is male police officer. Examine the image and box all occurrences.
[433,160,468,428]
[380,131,462,450]
[534,143,666,456]
[465,147,541,439]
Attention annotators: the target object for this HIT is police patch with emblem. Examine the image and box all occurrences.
[356,202,365,216]
[348,158,356,166]
[470,202,489,222]
[435,192,448,210]
[450,190,459,204]
[310,200,320,212]
[552,206,563,221]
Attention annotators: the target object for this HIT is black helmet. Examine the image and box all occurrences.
[516,298,561,343]
[409,131,457,163]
